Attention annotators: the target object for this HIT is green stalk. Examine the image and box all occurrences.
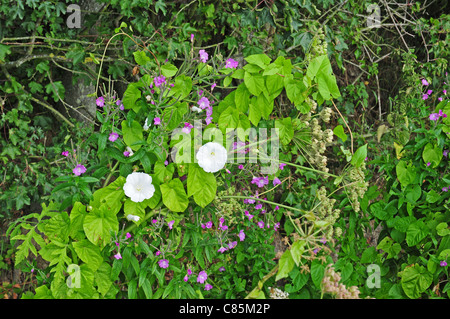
[219,195,307,215]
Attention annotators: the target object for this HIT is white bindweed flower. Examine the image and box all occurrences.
[196,142,228,173]
[191,106,203,113]
[123,172,155,202]
[126,214,140,222]
[143,118,151,131]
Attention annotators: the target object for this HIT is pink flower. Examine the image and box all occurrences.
[154,75,166,87]
[154,117,161,125]
[184,275,189,282]
[182,122,193,134]
[204,283,213,291]
[273,177,281,186]
[257,221,265,229]
[126,232,131,239]
[199,50,208,63]
[123,151,131,157]
[168,220,175,229]
[96,96,105,107]
[238,229,245,241]
[158,259,169,269]
[218,246,227,253]
[114,253,122,260]
[238,165,244,169]
[61,151,69,157]
[225,58,238,69]
[197,97,210,110]
[190,34,194,42]
[440,261,447,267]
[279,163,286,170]
[427,89,433,95]
[187,269,192,275]
[421,79,429,86]
[219,266,225,272]
[422,94,429,100]
[109,132,119,142]
[197,270,208,284]
[73,164,87,176]
[211,83,217,90]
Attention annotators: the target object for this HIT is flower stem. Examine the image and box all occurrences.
[219,195,307,215]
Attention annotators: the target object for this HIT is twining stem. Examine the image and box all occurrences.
[103,161,120,188]
[219,195,307,215]
[234,156,339,179]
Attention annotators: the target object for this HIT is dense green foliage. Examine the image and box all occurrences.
[1,0,449,299]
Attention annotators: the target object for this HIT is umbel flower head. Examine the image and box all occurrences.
[196,142,228,173]
[123,172,156,202]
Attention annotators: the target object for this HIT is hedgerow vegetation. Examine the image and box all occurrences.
[0,0,449,299]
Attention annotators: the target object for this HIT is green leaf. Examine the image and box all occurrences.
[400,264,432,299]
[122,83,142,112]
[276,249,294,281]
[166,75,192,100]
[275,117,294,145]
[244,72,265,96]
[83,205,119,248]
[396,160,417,187]
[72,239,103,271]
[244,54,271,69]
[406,220,429,247]
[123,199,146,224]
[160,178,189,212]
[133,51,150,66]
[422,143,442,168]
[350,144,367,168]
[310,260,325,289]
[121,120,144,151]
[377,237,401,259]
[187,163,217,208]
[426,189,441,204]
[91,176,125,215]
[436,223,450,237]
[95,262,113,296]
[284,77,307,109]
[333,125,347,142]
[69,202,87,240]
[161,63,178,77]
[234,83,251,113]
[162,101,188,131]
[290,240,306,266]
